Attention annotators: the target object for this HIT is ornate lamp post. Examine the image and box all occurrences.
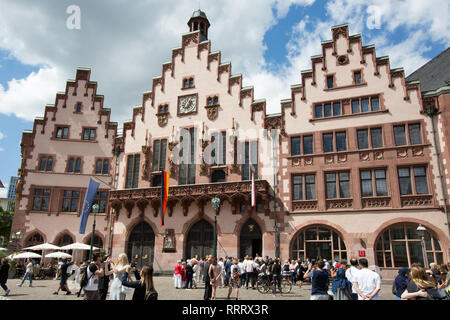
[89,204,99,261]
[416,224,427,268]
[11,230,24,252]
[211,197,220,258]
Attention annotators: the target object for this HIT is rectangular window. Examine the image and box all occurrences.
[413,166,429,194]
[357,129,369,149]
[336,132,347,151]
[92,191,108,213]
[354,71,361,84]
[56,127,69,139]
[95,159,109,174]
[371,97,379,111]
[39,156,53,171]
[32,189,51,211]
[408,124,422,145]
[211,132,226,166]
[242,141,258,181]
[339,172,350,198]
[179,128,196,185]
[303,136,313,154]
[61,190,80,212]
[352,100,360,114]
[333,102,341,116]
[315,105,323,118]
[323,133,333,153]
[361,98,370,112]
[394,125,407,146]
[375,169,388,196]
[398,168,412,195]
[152,139,167,172]
[371,128,383,148]
[68,157,82,173]
[75,158,81,173]
[83,128,96,141]
[292,174,316,200]
[325,173,337,199]
[125,154,140,189]
[293,175,303,200]
[327,76,334,89]
[360,170,373,197]
[76,103,82,113]
[324,103,332,117]
[291,137,301,156]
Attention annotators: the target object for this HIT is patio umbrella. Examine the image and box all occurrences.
[0,247,7,251]
[45,252,72,259]
[23,242,61,251]
[12,252,42,259]
[59,242,99,251]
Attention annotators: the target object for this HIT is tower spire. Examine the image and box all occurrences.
[188,9,210,41]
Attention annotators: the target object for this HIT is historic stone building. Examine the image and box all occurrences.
[10,10,450,278]
[11,69,117,258]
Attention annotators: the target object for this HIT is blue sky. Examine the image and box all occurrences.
[0,0,449,197]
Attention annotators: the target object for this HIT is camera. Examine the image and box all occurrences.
[131,262,137,268]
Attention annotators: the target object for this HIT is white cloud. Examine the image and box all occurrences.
[0,184,8,198]
[0,131,4,140]
[0,147,4,152]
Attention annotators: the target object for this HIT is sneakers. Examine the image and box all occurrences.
[53,292,58,295]
[4,289,10,296]
[66,292,72,295]
[17,283,22,287]
[29,284,32,287]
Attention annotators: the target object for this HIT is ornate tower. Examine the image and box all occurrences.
[187,9,210,42]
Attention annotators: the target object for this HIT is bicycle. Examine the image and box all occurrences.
[256,273,292,294]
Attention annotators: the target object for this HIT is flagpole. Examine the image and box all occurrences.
[89,204,99,261]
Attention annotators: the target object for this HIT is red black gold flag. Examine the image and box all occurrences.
[160,171,170,226]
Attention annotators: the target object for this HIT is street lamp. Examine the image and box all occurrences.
[416,224,427,268]
[211,197,220,258]
[89,204,99,261]
[11,230,23,252]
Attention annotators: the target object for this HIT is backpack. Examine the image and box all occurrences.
[145,289,158,300]
[232,266,241,279]
[77,264,95,297]
[426,288,450,300]
[392,282,397,296]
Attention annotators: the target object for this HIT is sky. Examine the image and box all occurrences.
[0,0,449,197]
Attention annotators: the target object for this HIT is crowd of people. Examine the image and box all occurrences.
[1,253,449,300]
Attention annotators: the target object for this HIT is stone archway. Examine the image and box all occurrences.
[185,220,214,259]
[239,218,262,259]
[126,221,155,269]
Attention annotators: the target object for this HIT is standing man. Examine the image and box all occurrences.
[98,255,114,300]
[304,260,330,300]
[83,253,104,300]
[18,258,33,287]
[244,256,255,289]
[203,255,212,300]
[271,258,282,296]
[345,258,360,300]
[224,257,232,287]
[184,260,194,289]
[353,258,381,300]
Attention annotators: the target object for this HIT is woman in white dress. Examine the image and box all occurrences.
[109,253,130,300]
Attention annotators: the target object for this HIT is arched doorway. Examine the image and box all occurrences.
[127,222,155,269]
[239,219,262,258]
[55,233,74,256]
[374,223,444,268]
[290,225,347,261]
[186,220,213,259]
[24,233,44,247]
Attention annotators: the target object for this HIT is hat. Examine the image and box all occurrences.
[398,267,410,277]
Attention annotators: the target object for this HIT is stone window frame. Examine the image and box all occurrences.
[54,125,70,140]
[151,138,168,172]
[289,134,315,156]
[81,127,97,141]
[291,172,317,201]
[124,153,141,189]
[209,130,227,167]
[325,73,335,89]
[351,95,381,114]
[93,157,111,175]
[60,188,82,213]
[30,187,52,212]
[355,126,384,150]
[392,121,424,147]
[65,155,84,174]
[74,101,83,114]
[182,76,195,90]
[397,164,431,196]
[36,154,56,172]
[323,170,352,199]
[359,167,390,198]
[321,129,348,153]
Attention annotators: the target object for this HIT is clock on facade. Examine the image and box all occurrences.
[178,94,198,115]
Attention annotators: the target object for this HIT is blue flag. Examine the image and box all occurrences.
[79,178,100,234]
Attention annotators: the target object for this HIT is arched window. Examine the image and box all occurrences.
[56,234,74,247]
[24,233,44,247]
[375,223,443,268]
[290,226,347,261]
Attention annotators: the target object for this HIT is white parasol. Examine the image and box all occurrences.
[59,242,99,251]
[0,247,8,251]
[12,252,42,259]
[23,242,61,251]
[45,252,72,259]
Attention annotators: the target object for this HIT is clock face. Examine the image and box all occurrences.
[178,95,197,115]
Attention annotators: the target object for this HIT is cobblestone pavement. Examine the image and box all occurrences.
[1,277,395,300]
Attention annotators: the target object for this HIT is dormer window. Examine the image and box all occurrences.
[207,96,219,106]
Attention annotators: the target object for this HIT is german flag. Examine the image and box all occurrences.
[160,171,170,226]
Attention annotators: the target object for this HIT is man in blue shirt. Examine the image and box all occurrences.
[224,257,233,287]
[304,259,330,300]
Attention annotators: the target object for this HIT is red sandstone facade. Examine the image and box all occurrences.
[10,11,449,279]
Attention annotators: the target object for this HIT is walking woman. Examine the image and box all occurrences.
[1,258,10,296]
[18,258,33,287]
[227,259,241,300]
[401,265,434,300]
[109,253,130,300]
[121,265,158,300]
[208,257,222,300]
